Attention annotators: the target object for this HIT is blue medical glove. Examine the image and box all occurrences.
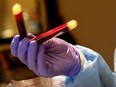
[10,33,81,77]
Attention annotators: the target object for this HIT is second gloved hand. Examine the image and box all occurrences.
[10,33,81,77]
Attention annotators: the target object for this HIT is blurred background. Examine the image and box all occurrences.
[0,0,116,86]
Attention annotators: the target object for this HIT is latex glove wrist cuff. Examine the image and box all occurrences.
[66,45,82,77]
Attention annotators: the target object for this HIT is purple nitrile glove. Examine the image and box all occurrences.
[10,33,81,77]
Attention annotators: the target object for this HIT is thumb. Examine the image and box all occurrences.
[27,33,36,39]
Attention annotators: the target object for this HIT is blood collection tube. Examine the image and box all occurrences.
[30,20,78,44]
[12,3,27,40]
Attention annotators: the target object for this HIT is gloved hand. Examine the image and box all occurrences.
[10,33,81,77]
